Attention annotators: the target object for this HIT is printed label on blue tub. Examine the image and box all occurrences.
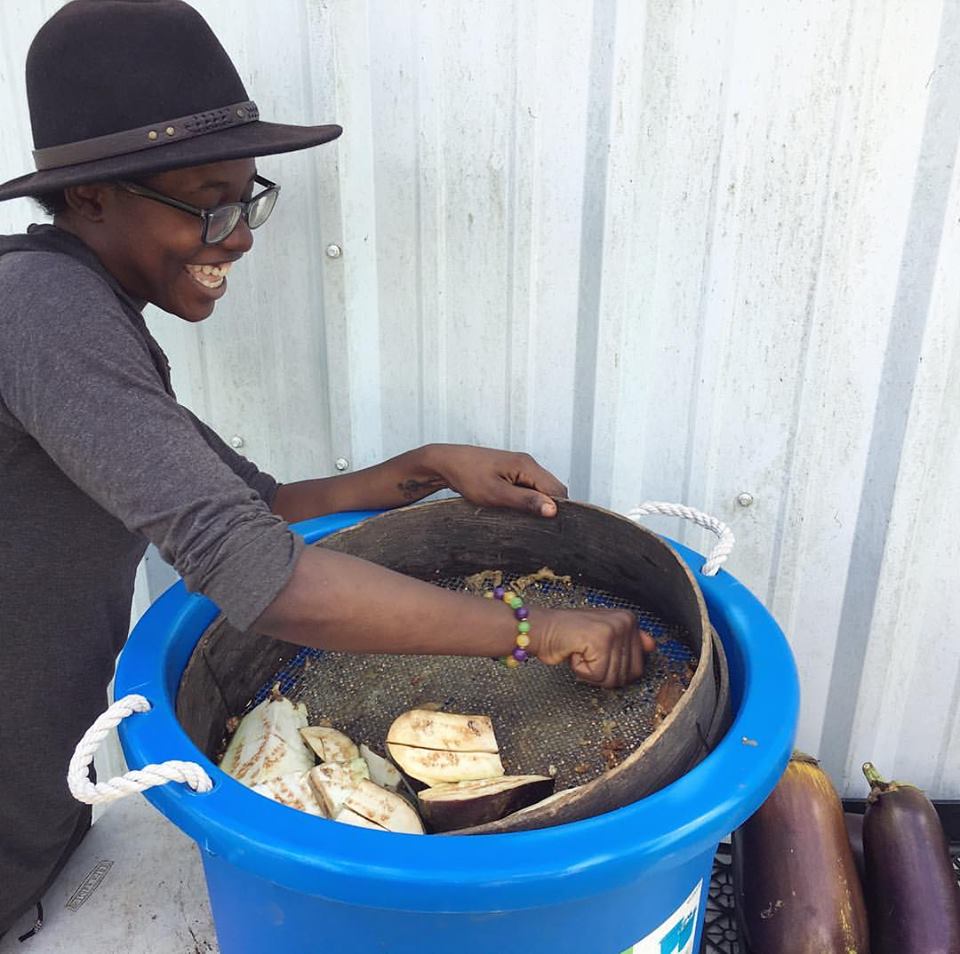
[618,881,702,954]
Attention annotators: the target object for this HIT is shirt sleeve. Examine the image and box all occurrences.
[183,408,280,507]
[0,252,302,630]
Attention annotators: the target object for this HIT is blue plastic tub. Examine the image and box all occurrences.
[115,511,798,954]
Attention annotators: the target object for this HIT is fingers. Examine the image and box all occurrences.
[638,628,656,653]
[502,483,559,518]
[512,456,568,500]
[442,449,566,517]
[500,453,567,517]
[472,481,558,517]
[565,611,652,688]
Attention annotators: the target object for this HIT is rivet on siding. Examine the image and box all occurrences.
[325,244,343,259]
[736,492,754,508]
[229,435,245,449]
[335,457,350,472]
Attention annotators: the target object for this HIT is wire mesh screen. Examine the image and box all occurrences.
[244,575,698,791]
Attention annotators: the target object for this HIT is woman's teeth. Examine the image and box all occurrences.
[185,262,232,289]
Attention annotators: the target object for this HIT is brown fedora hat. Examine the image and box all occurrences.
[0,0,341,202]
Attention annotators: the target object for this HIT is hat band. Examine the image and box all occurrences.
[32,100,260,172]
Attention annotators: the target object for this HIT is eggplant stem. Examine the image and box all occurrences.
[862,761,889,792]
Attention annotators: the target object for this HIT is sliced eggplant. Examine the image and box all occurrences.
[252,771,326,817]
[308,763,364,817]
[360,743,403,791]
[309,765,425,834]
[419,775,555,832]
[335,807,388,831]
[516,786,583,814]
[386,709,498,753]
[862,762,960,954]
[219,689,314,787]
[345,779,425,834]
[387,742,504,786]
[300,726,360,764]
[732,752,868,954]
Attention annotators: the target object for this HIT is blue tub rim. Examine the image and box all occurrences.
[115,508,798,914]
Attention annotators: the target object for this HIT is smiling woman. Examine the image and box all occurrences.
[0,0,654,940]
[61,160,262,321]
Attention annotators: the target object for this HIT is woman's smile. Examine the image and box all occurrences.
[185,260,233,290]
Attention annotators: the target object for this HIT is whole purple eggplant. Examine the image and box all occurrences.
[733,752,869,953]
[862,762,960,954]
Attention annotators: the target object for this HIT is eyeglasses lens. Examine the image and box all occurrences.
[202,190,278,244]
[205,206,243,244]
[248,190,278,229]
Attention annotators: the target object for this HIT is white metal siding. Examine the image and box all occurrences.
[2,0,957,798]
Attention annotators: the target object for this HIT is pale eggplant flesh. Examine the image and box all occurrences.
[251,771,325,816]
[387,709,498,753]
[418,775,555,832]
[219,690,314,787]
[385,709,505,787]
[359,743,403,791]
[387,742,504,786]
[308,765,425,834]
[308,763,368,817]
[300,726,360,764]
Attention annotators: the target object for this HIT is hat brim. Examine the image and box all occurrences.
[0,120,342,201]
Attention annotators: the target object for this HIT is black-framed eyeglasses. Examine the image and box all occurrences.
[116,175,280,245]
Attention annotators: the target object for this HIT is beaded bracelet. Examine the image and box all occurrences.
[486,584,532,668]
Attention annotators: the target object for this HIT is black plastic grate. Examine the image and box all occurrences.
[701,847,740,953]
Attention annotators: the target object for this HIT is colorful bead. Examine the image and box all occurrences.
[492,582,534,669]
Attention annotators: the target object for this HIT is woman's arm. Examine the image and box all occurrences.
[272,443,568,523]
[254,545,656,689]
[265,446,655,687]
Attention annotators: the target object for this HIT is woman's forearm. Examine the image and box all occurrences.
[254,541,654,688]
[271,444,447,522]
[254,544,530,657]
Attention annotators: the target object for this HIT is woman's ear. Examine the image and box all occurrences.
[62,182,113,222]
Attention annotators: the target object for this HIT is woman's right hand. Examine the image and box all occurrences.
[533,608,656,688]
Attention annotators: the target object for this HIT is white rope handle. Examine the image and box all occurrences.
[68,693,212,805]
[626,501,735,577]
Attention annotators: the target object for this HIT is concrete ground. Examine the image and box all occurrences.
[0,796,217,954]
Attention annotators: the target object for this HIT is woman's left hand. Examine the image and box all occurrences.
[425,444,568,517]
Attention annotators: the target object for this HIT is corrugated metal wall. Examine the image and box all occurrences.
[2,0,958,798]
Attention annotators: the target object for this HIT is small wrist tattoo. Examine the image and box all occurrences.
[397,476,445,500]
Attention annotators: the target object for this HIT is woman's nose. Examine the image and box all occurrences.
[220,216,254,254]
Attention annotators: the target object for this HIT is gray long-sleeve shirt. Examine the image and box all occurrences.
[0,224,304,931]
